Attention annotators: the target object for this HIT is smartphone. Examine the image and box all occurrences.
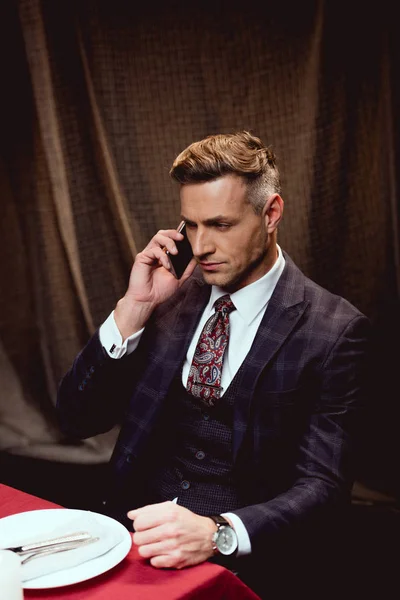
[167,221,194,279]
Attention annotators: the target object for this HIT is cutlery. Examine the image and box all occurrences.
[3,531,93,556]
[20,536,100,565]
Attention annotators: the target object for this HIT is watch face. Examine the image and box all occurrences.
[216,526,238,555]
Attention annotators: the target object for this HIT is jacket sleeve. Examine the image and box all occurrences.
[232,313,371,555]
[56,276,198,441]
[56,329,143,439]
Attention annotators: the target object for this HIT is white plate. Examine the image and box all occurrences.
[0,508,132,589]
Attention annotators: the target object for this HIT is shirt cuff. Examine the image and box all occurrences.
[99,311,144,358]
[222,512,252,556]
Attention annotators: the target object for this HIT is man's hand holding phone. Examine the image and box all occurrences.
[114,222,196,340]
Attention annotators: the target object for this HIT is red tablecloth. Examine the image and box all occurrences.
[0,485,260,599]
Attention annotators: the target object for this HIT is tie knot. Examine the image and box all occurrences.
[214,294,236,316]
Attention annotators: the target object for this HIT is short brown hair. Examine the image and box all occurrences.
[169,131,281,214]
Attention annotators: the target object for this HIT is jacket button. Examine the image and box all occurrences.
[90,366,95,373]
[203,413,210,421]
[181,480,190,490]
[126,454,134,464]
[78,383,84,391]
[195,450,205,460]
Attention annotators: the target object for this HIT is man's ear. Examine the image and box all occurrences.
[263,194,284,233]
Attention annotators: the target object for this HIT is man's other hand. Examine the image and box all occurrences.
[127,501,216,569]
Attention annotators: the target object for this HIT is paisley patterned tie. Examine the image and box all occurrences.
[186,295,236,407]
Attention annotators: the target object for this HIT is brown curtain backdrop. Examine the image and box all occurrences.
[0,1,399,494]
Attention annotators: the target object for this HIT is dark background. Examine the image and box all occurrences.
[0,0,399,592]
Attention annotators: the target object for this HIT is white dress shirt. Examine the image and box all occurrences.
[99,246,285,556]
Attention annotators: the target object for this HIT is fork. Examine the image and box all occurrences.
[3,531,93,556]
[20,536,100,565]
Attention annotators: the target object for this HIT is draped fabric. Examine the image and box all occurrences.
[0,1,399,493]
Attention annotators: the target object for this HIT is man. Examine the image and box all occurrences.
[57,131,370,595]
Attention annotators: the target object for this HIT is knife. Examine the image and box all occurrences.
[3,531,93,555]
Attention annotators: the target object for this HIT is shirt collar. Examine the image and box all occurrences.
[209,245,286,326]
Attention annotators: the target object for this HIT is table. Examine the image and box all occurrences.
[0,484,260,599]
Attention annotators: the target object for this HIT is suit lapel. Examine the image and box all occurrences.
[233,254,309,461]
[149,257,310,463]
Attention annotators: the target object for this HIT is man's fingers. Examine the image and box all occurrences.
[128,500,178,530]
[128,506,216,570]
[133,521,179,546]
[138,246,173,271]
[147,230,184,254]
[150,554,182,569]
[136,538,179,559]
[127,499,175,520]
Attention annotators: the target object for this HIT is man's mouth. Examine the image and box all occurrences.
[199,261,223,271]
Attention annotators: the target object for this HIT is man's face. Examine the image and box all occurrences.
[180,175,277,292]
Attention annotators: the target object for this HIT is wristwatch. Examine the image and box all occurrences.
[210,515,238,556]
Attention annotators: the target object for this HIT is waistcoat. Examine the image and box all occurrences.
[140,370,246,515]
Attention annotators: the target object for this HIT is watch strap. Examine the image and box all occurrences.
[209,515,231,529]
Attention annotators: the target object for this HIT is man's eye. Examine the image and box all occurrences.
[216,223,230,230]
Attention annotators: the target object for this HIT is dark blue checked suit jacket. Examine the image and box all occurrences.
[57,252,371,556]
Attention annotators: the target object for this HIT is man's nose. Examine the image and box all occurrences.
[191,230,214,257]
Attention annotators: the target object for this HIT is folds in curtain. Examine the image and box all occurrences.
[0,0,398,490]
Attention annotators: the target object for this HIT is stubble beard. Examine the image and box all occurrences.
[202,247,269,292]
